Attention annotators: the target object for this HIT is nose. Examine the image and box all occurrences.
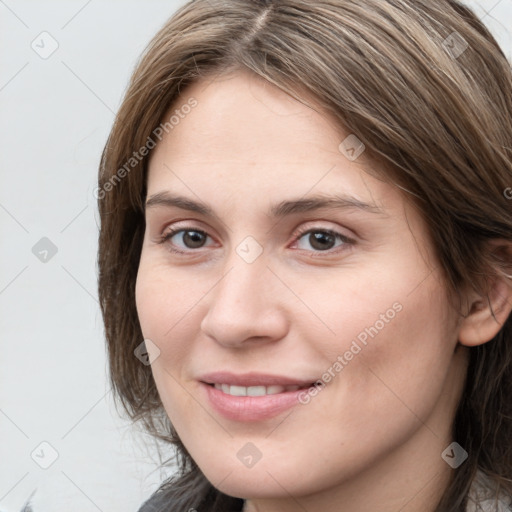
[200,258,289,349]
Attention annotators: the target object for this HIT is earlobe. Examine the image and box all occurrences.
[458,247,512,347]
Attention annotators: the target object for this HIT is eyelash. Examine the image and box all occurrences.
[157,225,355,257]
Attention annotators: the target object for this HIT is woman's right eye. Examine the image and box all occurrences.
[158,227,215,254]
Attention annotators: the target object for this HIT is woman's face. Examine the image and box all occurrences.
[136,70,466,506]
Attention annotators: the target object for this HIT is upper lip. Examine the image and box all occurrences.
[199,371,315,387]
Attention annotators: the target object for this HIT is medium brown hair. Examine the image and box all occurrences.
[97,1,512,510]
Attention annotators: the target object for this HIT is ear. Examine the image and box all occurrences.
[458,240,512,347]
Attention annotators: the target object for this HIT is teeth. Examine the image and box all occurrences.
[230,385,247,396]
[213,383,301,396]
[247,386,266,396]
[266,385,285,395]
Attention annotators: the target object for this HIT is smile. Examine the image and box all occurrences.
[199,372,317,421]
[212,383,304,396]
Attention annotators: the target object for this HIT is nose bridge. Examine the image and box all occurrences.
[215,229,271,305]
[200,249,287,346]
[212,253,271,318]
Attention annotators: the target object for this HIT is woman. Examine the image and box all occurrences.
[97,0,512,510]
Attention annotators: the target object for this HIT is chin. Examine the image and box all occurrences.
[208,469,299,500]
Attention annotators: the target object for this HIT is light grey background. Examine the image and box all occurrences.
[0,1,510,511]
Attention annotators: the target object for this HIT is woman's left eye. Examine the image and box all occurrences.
[158,226,354,255]
[292,228,354,253]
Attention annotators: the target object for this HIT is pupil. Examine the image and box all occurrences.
[184,231,205,248]
[310,232,334,250]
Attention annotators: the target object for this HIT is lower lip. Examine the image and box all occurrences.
[201,382,308,422]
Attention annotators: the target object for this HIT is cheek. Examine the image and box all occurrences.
[312,271,458,424]
[135,264,168,344]
[135,259,207,358]
[135,262,200,421]
[135,257,219,431]
[301,258,458,406]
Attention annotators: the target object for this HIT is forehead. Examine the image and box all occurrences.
[146,70,407,220]
[165,70,342,157]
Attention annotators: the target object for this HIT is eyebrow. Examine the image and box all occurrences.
[145,191,385,218]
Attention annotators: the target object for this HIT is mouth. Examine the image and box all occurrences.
[198,372,318,421]
[208,382,311,396]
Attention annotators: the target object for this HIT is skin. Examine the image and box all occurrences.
[135,69,512,512]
